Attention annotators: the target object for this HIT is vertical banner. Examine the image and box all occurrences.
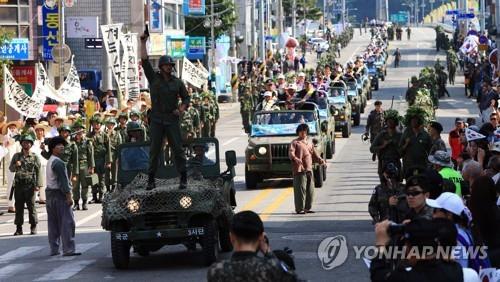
[3,65,45,118]
[57,57,82,103]
[101,24,126,94]
[149,0,163,32]
[42,3,59,61]
[121,33,140,101]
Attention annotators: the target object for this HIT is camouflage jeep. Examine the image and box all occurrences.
[102,138,237,269]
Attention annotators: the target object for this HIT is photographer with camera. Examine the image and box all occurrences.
[207,211,298,282]
[369,163,409,224]
[370,218,469,282]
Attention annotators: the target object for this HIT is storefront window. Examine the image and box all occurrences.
[0,7,18,23]
[0,0,19,5]
[164,3,177,29]
[19,25,29,37]
[19,6,29,23]
[178,4,184,30]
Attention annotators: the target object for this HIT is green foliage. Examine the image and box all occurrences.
[184,0,236,38]
[283,0,323,21]
[384,109,401,123]
[404,106,430,127]
[0,28,14,85]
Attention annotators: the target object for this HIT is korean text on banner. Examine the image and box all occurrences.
[120,33,140,101]
[101,24,126,94]
[42,3,59,61]
[3,65,45,118]
[0,38,29,60]
[57,57,82,103]
[181,58,209,88]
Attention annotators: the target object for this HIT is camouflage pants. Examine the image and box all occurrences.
[210,121,216,137]
[14,186,37,226]
[72,168,89,204]
[105,161,117,191]
[201,122,212,137]
[92,158,106,196]
[241,111,252,133]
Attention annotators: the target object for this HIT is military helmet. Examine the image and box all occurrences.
[192,142,209,151]
[89,116,102,124]
[105,117,117,125]
[72,121,85,131]
[126,121,142,132]
[192,93,200,100]
[158,55,175,68]
[129,110,141,118]
[411,76,418,84]
[19,134,35,144]
[118,112,128,121]
[58,125,72,133]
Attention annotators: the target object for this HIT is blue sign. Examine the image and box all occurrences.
[42,3,59,60]
[149,0,163,32]
[457,13,474,19]
[265,35,274,40]
[446,10,459,15]
[183,0,205,15]
[0,38,29,60]
[186,36,206,60]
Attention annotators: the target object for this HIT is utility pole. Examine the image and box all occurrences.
[385,0,389,22]
[230,0,237,102]
[251,0,256,58]
[102,0,112,94]
[414,0,418,26]
[210,0,216,73]
[421,0,425,25]
[277,0,283,36]
[259,0,265,60]
[480,0,485,33]
[57,0,65,88]
[292,0,296,37]
[341,0,345,28]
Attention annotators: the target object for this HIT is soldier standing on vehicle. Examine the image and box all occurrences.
[368,163,409,224]
[10,134,42,235]
[140,32,189,190]
[88,116,111,203]
[105,118,122,192]
[370,110,403,182]
[365,100,385,143]
[406,76,419,106]
[71,121,94,211]
[207,211,298,282]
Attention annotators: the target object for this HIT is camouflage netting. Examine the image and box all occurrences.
[102,173,232,227]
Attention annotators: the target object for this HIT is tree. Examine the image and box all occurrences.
[0,28,14,85]
[184,0,236,38]
[283,0,323,24]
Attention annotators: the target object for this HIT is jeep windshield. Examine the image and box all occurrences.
[347,83,358,96]
[251,111,318,137]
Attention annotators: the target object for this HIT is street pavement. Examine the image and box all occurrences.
[0,28,480,282]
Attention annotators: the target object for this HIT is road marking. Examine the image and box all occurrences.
[222,137,239,146]
[34,259,95,281]
[238,189,274,212]
[46,243,100,262]
[416,42,421,66]
[75,210,102,227]
[0,246,44,264]
[260,188,293,221]
[4,212,47,224]
[0,263,33,279]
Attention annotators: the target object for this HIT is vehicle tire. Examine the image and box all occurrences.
[342,125,349,138]
[245,165,259,189]
[314,166,324,188]
[331,137,336,155]
[111,232,131,269]
[219,225,233,252]
[374,83,379,91]
[381,75,385,81]
[201,220,219,266]
[353,114,361,126]
[322,164,327,181]
[325,140,333,159]
[384,69,387,76]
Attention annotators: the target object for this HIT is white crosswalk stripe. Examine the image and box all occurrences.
[0,263,33,279]
[0,246,45,264]
[46,243,100,262]
[33,260,96,281]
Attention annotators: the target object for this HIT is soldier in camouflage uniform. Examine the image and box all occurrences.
[239,82,255,133]
[405,76,419,106]
[71,121,94,211]
[207,211,298,282]
[10,134,42,235]
[57,125,79,180]
[368,163,409,224]
[191,93,202,137]
[126,122,147,143]
[201,95,215,137]
[88,116,112,203]
[105,118,122,192]
[129,110,148,142]
[186,97,201,138]
[365,101,385,143]
[180,106,196,144]
[116,112,128,143]
[211,97,219,137]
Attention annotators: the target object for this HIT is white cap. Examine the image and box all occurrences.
[277,74,285,79]
[286,83,297,90]
[298,72,306,77]
[263,91,273,97]
[426,192,465,216]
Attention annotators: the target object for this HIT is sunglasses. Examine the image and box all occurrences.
[491,118,497,121]
[406,190,424,197]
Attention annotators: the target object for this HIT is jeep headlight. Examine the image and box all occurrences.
[369,76,373,79]
[127,199,140,213]
[258,146,267,155]
[179,196,193,209]
[340,115,345,119]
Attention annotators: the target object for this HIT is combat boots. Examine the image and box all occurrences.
[13,226,23,236]
[89,193,98,204]
[82,202,88,210]
[30,225,37,235]
[96,193,103,204]
[73,204,80,211]
[179,172,187,190]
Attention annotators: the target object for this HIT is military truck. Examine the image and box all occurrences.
[329,81,352,138]
[245,109,327,189]
[102,138,237,269]
[346,79,363,126]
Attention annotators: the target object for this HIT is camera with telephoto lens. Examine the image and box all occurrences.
[387,222,406,237]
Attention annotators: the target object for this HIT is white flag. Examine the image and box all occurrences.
[3,65,44,118]
[101,23,126,94]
